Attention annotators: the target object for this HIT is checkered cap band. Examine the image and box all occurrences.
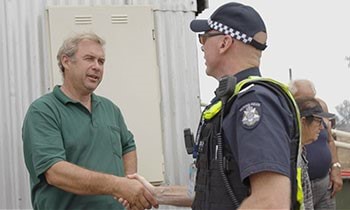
[208,19,253,44]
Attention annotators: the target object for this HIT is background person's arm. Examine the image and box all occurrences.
[327,127,343,197]
[317,98,343,196]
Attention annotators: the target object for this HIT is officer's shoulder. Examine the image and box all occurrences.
[236,83,274,99]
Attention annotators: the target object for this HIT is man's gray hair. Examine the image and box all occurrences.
[288,79,317,96]
[57,32,105,72]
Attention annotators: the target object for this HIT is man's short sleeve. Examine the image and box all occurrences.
[22,105,66,183]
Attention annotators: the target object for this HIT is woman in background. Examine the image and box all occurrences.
[296,97,335,210]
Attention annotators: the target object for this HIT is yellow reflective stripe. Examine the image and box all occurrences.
[203,100,222,120]
[297,167,304,210]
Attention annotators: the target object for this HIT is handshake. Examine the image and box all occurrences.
[115,174,192,210]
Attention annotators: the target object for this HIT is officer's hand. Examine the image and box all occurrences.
[127,173,156,196]
[115,197,130,209]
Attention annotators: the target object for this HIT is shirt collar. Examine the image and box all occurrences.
[53,85,101,105]
[209,67,261,103]
[234,67,261,83]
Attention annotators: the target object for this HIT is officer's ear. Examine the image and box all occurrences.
[219,35,233,53]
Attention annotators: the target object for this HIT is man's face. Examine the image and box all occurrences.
[63,39,105,93]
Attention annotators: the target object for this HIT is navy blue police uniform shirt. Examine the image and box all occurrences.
[223,67,293,184]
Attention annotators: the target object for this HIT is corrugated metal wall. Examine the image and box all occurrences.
[0,0,201,209]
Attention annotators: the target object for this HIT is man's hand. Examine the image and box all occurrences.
[329,167,343,198]
[117,174,157,210]
[114,177,158,210]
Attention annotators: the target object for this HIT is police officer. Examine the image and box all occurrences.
[189,2,300,209]
[119,2,302,210]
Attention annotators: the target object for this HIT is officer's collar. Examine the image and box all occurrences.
[235,67,261,83]
[210,67,261,103]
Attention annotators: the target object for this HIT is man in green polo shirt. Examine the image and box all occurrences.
[22,32,158,210]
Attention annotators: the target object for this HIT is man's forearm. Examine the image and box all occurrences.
[46,160,159,208]
[123,150,137,175]
[45,160,123,196]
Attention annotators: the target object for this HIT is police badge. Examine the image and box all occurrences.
[240,102,261,129]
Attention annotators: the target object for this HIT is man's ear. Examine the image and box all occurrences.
[61,55,70,70]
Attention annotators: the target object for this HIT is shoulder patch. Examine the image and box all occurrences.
[239,102,261,129]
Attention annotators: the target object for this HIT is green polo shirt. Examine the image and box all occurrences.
[22,85,136,210]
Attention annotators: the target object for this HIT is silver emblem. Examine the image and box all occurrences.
[242,103,260,127]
